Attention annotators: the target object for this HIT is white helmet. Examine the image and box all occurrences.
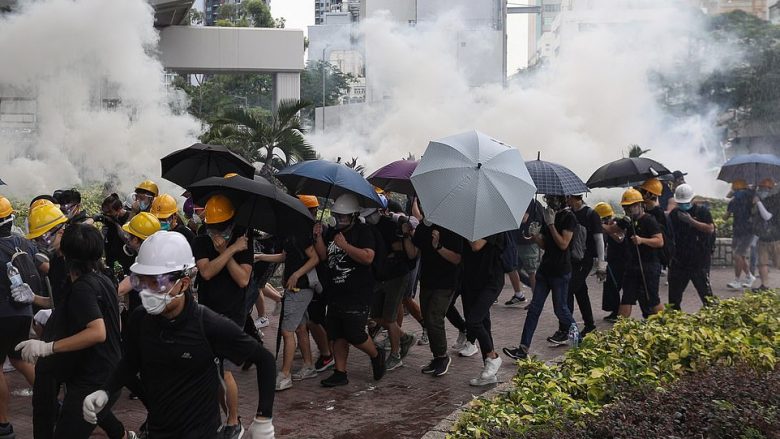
[674,184,695,204]
[130,231,196,276]
[331,193,360,215]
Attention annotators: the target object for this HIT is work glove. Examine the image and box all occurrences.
[15,339,54,364]
[527,221,542,237]
[10,283,34,304]
[407,216,420,229]
[595,260,608,282]
[248,417,275,439]
[82,390,109,424]
[543,208,556,226]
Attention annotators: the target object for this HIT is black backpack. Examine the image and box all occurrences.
[569,208,590,262]
[0,236,43,298]
[365,224,390,281]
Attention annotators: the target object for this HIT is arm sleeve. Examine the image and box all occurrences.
[757,201,773,221]
[202,307,263,366]
[102,309,144,393]
[594,233,605,262]
[442,229,463,254]
[192,236,210,261]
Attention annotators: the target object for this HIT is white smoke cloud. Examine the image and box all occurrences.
[309,1,733,198]
[0,0,200,198]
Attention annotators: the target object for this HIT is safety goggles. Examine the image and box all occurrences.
[206,224,233,241]
[129,272,182,294]
[34,224,64,247]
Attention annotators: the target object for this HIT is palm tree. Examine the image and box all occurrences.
[344,157,365,176]
[627,144,651,158]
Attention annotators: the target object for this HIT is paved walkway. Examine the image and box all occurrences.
[5,267,745,438]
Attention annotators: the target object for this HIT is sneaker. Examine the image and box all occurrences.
[314,355,334,372]
[126,432,139,439]
[502,345,528,360]
[222,422,245,439]
[451,331,467,351]
[321,370,349,387]
[458,341,479,357]
[753,285,770,292]
[275,372,292,391]
[421,359,437,374]
[399,333,417,359]
[386,352,403,371]
[374,337,391,352]
[292,365,318,381]
[0,423,14,439]
[371,349,387,381]
[504,294,526,306]
[272,301,282,316]
[469,361,499,386]
[433,356,452,377]
[603,312,618,323]
[254,316,270,329]
[742,274,757,288]
[417,329,429,346]
[547,330,568,346]
[481,355,502,379]
[581,324,596,337]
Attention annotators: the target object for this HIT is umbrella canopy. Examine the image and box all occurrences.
[411,130,536,241]
[586,157,671,189]
[526,159,589,195]
[161,143,256,189]
[276,160,383,207]
[367,160,418,196]
[717,153,780,185]
[188,174,313,235]
[0,179,4,186]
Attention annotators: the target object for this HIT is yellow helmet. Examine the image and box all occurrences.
[0,196,13,218]
[30,198,57,210]
[122,212,161,240]
[593,202,614,219]
[135,179,159,197]
[204,195,235,224]
[297,195,319,209]
[27,204,67,239]
[639,178,663,197]
[224,173,239,178]
[731,179,748,191]
[620,188,644,206]
[150,193,178,219]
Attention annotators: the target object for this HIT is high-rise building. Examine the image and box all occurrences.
[527,1,562,65]
[315,0,347,25]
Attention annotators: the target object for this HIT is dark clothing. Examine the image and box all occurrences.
[173,222,196,245]
[104,295,275,438]
[728,189,754,238]
[561,258,594,331]
[47,254,69,308]
[517,200,545,246]
[446,290,467,333]
[621,262,661,309]
[324,223,376,307]
[103,212,132,274]
[412,223,463,290]
[646,205,668,232]
[420,288,455,358]
[754,193,780,242]
[461,279,504,361]
[538,210,577,277]
[572,206,603,259]
[602,234,627,312]
[193,228,253,325]
[52,386,123,439]
[618,214,662,265]
[521,272,574,348]
[461,233,505,291]
[325,303,370,345]
[0,315,31,362]
[659,181,674,211]
[282,233,314,288]
[669,205,714,270]
[0,234,39,318]
[668,266,713,310]
[375,216,412,280]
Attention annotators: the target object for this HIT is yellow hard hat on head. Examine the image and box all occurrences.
[759,178,775,189]
[593,202,614,219]
[639,178,663,197]
[620,188,644,206]
[150,194,178,219]
[135,180,159,197]
[731,179,748,191]
[204,195,235,224]
[0,197,13,218]
[297,195,319,209]
[122,212,161,240]
[30,199,56,210]
[224,173,239,178]
[27,204,67,239]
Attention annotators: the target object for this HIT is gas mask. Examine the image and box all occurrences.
[331,213,355,231]
[159,220,171,231]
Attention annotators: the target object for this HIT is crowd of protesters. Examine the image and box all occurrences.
[0,170,776,439]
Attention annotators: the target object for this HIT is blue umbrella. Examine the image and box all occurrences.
[276,160,383,207]
[526,157,589,195]
[717,153,780,185]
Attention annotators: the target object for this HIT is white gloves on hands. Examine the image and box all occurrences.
[527,222,542,237]
[595,260,608,282]
[248,417,275,438]
[11,283,34,304]
[82,390,109,424]
[543,208,556,226]
[14,340,53,364]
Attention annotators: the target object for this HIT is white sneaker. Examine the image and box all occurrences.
[742,274,757,288]
[481,355,502,379]
[469,364,498,386]
[417,329,429,346]
[292,365,318,381]
[452,331,467,351]
[254,316,270,329]
[272,301,283,316]
[727,279,743,290]
[458,341,479,357]
[275,372,292,391]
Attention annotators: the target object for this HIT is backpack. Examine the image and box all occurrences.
[366,224,390,281]
[0,236,43,299]
[500,230,519,273]
[569,209,588,262]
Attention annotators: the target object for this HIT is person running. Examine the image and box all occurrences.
[725,180,757,289]
[81,232,276,438]
[150,193,196,244]
[192,195,252,439]
[17,223,126,439]
[505,199,544,306]
[503,194,577,360]
[667,184,715,310]
[752,178,780,290]
[594,202,626,323]
[605,189,664,318]
[402,210,463,377]
[314,194,385,387]
[130,180,158,215]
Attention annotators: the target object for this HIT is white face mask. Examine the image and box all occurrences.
[139,280,182,315]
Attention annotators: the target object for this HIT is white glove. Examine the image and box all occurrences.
[248,417,275,438]
[10,283,34,304]
[527,221,542,237]
[15,340,54,364]
[407,216,420,229]
[597,260,608,273]
[543,208,556,226]
[82,390,109,424]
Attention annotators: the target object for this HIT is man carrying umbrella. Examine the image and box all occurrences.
[752,178,780,290]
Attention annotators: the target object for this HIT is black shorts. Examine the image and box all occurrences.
[0,315,32,362]
[621,263,661,308]
[307,294,327,326]
[326,304,369,345]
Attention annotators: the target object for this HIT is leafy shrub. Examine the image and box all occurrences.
[450,291,780,438]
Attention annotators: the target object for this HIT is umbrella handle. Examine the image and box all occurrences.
[317,183,334,222]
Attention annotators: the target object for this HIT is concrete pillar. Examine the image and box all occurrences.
[273,72,301,110]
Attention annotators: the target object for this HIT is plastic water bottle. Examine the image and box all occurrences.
[7,262,23,288]
[568,323,580,348]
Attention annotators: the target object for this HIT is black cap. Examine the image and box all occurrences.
[672,170,687,179]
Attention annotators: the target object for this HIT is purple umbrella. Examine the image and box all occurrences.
[367,160,419,196]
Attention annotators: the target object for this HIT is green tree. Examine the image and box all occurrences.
[344,157,365,176]
[627,144,651,158]
[216,0,274,27]
[300,60,354,122]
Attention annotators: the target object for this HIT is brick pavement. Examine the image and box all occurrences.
[5,267,745,438]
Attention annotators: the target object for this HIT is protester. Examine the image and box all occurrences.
[667,184,715,310]
[192,195,252,439]
[117,213,161,310]
[314,194,385,387]
[664,171,687,212]
[594,202,626,323]
[150,193,195,244]
[52,189,91,225]
[724,180,757,289]
[505,199,544,306]
[99,193,133,278]
[503,194,577,360]
[752,178,780,290]
[131,180,158,215]
[82,232,276,438]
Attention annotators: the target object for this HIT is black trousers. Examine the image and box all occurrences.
[668,265,714,310]
[446,289,466,333]
[559,258,594,331]
[602,263,625,312]
[461,278,504,360]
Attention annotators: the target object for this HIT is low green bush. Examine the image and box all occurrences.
[450,291,780,438]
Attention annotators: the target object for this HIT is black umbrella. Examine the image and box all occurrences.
[161,143,256,189]
[188,175,313,235]
[526,158,589,195]
[586,157,671,189]
[0,179,5,185]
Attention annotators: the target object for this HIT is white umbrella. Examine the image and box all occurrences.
[411,130,537,241]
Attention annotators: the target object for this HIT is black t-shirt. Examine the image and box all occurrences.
[107,295,259,438]
[573,206,603,259]
[646,205,668,232]
[282,233,314,288]
[518,200,544,246]
[605,231,628,267]
[324,223,376,307]
[173,223,196,245]
[47,253,69,308]
[669,205,714,269]
[754,192,780,242]
[103,212,132,272]
[538,210,577,277]
[192,228,253,325]
[412,223,463,290]
[253,235,281,284]
[375,216,412,280]
[0,235,39,318]
[461,233,505,291]
[728,189,754,238]
[618,214,662,265]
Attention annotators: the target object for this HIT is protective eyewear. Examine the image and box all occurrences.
[206,224,233,240]
[129,273,182,294]
[35,224,64,247]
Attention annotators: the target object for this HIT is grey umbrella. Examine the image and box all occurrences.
[526,155,589,195]
[717,153,780,185]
